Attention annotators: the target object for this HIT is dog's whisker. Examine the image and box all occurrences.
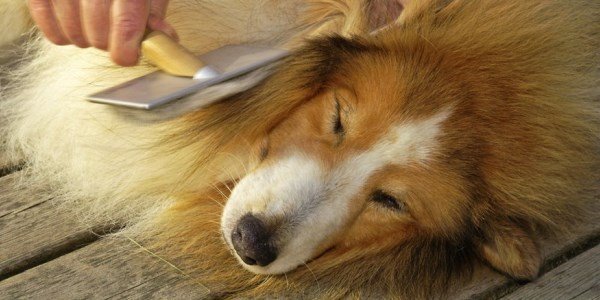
[303,262,320,291]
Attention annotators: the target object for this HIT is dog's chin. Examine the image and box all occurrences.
[228,244,307,275]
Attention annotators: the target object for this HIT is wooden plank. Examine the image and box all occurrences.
[0,168,597,298]
[0,171,206,297]
[0,237,210,299]
[1,213,597,299]
[0,172,106,279]
[0,201,102,279]
[501,245,600,300]
[106,271,208,299]
[0,172,33,218]
[0,172,48,218]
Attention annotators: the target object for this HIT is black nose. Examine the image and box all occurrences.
[231,214,277,266]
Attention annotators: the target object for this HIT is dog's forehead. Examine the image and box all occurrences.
[336,75,452,162]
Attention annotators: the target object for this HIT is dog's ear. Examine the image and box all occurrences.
[476,220,541,280]
[366,0,405,32]
[303,0,405,37]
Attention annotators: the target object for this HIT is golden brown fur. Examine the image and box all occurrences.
[132,0,600,298]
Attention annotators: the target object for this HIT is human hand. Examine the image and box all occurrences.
[27,0,178,66]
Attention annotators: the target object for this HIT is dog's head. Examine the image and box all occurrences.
[220,31,541,282]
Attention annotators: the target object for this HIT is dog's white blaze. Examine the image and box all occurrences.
[379,108,452,165]
[222,109,451,274]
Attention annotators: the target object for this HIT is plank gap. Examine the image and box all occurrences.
[569,288,592,300]
[569,286,599,300]
[540,233,600,274]
[0,198,51,219]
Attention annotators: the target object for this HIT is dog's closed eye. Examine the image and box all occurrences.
[371,190,404,211]
[332,96,345,136]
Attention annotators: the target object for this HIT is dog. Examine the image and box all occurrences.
[1,0,599,298]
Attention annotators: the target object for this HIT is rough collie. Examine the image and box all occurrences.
[1,0,598,298]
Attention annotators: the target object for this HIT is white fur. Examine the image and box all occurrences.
[222,108,451,274]
[0,0,309,227]
[379,108,452,165]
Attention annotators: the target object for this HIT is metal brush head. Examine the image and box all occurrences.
[87,45,288,109]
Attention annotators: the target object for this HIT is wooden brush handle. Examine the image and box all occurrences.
[140,31,205,77]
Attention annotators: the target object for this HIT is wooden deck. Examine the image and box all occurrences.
[0,154,598,299]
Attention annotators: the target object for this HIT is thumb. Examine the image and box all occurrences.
[147,0,178,41]
[149,0,169,18]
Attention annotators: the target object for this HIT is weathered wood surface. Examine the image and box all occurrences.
[0,172,31,217]
[104,270,208,299]
[0,172,104,280]
[1,212,598,299]
[0,237,210,299]
[502,244,600,300]
[0,165,598,299]
[0,170,209,299]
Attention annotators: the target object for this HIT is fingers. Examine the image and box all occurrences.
[29,0,89,48]
[27,0,69,45]
[109,0,150,66]
[110,0,177,65]
[148,0,178,40]
[80,0,111,50]
[28,0,176,66]
[149,0,169,19]
[51,0,89,48]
